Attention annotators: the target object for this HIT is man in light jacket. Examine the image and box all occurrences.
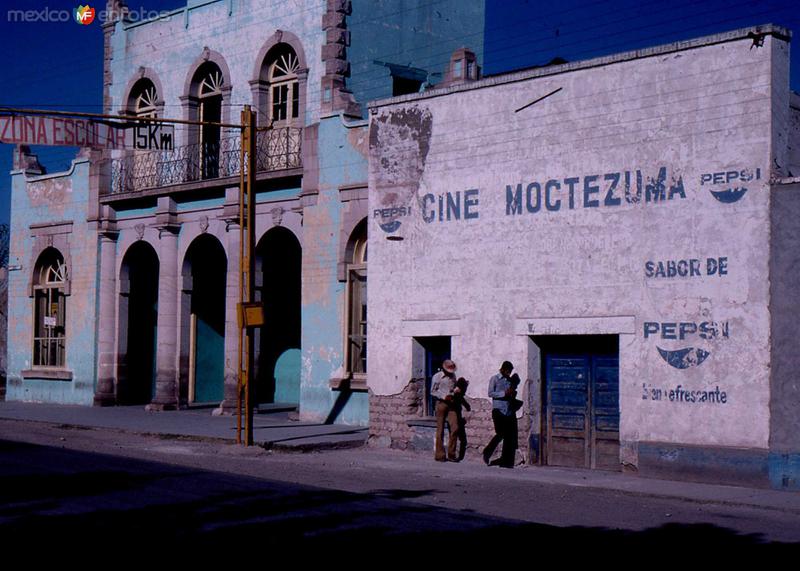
[430,359,460,462]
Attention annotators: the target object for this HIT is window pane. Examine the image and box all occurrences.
[272,84,288,121]
[292,82,299,118]
[33,287,66,367]
[35,290,45,338]
[348,270,367,374]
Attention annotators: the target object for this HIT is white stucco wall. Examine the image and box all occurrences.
[368,27,790,450]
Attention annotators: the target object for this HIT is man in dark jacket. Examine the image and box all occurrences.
[483,361,520,468]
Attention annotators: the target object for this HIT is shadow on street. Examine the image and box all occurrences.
[0,439,792,551]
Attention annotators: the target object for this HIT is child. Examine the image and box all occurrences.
[453,377,471,461]
[453,377,471,412]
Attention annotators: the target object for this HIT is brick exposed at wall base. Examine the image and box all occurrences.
[369,380,534,465]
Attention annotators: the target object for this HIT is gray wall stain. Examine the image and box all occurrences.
[769,182,800,452]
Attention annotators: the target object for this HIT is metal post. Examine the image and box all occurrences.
[236,108,247,445]
[245,107,257,446]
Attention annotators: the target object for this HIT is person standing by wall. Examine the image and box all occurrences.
[483,361,520,468]
[430,359,460,462]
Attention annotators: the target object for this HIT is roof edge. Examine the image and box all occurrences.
[369,24,791,110]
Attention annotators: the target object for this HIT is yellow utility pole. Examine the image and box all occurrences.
[237,110,246,444]
[237,106,262,446]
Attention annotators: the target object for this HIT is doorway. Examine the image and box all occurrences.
[255,227,301,405]
[183,235,226,404]
[414,336,451,417]
[118,241,159,405]
[539,335,620,471]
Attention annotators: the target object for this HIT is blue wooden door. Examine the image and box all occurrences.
[545,353,619,470]
[591,356,621,470]
[545,355,590,468]
[194,315,224,403]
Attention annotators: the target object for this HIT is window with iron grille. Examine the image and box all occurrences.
[33,249,67,368]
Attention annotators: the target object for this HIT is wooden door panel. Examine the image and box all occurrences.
[546,356,589,468]
[545,350,620,471]
[592,357,620,471]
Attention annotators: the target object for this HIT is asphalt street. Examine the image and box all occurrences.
[0,419,798,554]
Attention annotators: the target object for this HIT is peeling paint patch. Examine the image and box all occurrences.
[370,106,433,234]
[27,178,73,208]
[347,126,370,159]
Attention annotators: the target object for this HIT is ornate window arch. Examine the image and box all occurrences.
[129,79,159,118]
[252,36,307,127]
[32,248,68,368]
[267,45,300,123]
[122,68,165,118]
[197,64,225,98]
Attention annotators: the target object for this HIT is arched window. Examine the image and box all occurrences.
[194,62,224,179]
[126,79,161,190]
[346,221,367,376]
[33,249,67,368]
[129,79,159,118]
[267,46,300,123]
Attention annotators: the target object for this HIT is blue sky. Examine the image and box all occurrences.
[1,0,798,225]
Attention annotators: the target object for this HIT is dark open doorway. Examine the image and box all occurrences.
[255,227,301,405]
[413,336,452,417]
[118,241,159,406]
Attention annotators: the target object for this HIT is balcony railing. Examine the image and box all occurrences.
[109,127,302,194]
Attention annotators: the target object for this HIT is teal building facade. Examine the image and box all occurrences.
[4,0,485,426]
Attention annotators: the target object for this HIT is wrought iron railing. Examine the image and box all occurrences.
[109,127,302,194]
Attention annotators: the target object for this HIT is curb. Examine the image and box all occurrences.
[5,416,368,453]
[263,438,368,453]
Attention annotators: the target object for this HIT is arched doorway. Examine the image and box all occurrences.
[183,234,227,404]
[255,227,301,404]
[118,241,159,405]
[185,59,228,181]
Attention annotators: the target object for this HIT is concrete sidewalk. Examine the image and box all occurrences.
[0,401,368,451]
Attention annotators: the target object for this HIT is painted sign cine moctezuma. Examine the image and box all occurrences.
[371,103,765,379]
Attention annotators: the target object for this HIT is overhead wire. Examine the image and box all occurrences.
[2,0,793,105]
[1,0,796,175]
